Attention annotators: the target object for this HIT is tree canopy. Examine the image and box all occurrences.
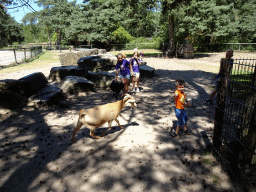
[0,4,24,47]
[2,0,256,50]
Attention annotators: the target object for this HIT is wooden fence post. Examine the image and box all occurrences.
[213,58,230,149]
[24,48,26,61]
[13,49,17,64]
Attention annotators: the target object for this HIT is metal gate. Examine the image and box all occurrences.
[213,58,256,189]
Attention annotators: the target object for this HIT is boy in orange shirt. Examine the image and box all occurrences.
[172,79,191,137]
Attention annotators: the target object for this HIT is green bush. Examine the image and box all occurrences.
[112,27,133,44]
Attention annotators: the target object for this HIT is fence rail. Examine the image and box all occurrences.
[6,43,256,53]
[0,46,42,66]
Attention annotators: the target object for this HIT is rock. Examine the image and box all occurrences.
[90,48,98,55]
[58,52,79,66]
[87,71,115,88]
[98,49,106,54]
[49,66,88,82]
[99,54,118,66]
[0,79,27,108]
[60,76,94,95]
[58,49,99,66]
[76,49,98,58]
[77,55,101,70]
[29,84,64,106]
[140,65,155,78]
[176,43,194,59]
[19,72,48,97]
[90,58,115,72]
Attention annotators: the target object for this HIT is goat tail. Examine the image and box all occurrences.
[79,109,86,119]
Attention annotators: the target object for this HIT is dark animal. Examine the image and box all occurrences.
[110,80,124,99]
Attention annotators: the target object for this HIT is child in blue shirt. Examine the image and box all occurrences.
[115,53,132,96]
[129,51,141,93]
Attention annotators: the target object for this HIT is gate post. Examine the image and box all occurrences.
[213,58,230,149]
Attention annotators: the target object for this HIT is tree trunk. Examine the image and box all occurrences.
[46,26,51,46]
[59,28,62,46]
[56,28,59,46]
[166,15,175,57]
[56,28,62,50]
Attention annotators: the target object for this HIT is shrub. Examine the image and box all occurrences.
[111,27,133,44]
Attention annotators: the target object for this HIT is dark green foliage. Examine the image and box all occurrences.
[0,5,24,47]
[234,0,256,43]
[2,0,256,50]
[158,0,240,52]
[112,27,133,44]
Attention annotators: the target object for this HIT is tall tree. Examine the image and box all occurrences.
[0,4,24,47]
[179,0,237,45]
[121,0,157,37]
[159,0,238,54]
[80,0,124,44]
[160,0,182,54]
[36,0,80,46]
[233,0,256,43]
[79,0,158,44]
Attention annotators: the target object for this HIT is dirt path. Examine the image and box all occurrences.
[1,53,252,192]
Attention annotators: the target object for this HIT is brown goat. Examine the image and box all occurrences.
[72,95,137,143]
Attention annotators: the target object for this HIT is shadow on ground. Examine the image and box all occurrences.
[0,68,236,192]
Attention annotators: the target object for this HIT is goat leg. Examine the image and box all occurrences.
[72,121,83,144]
[101,120,113,137]
[115,118,124,129]
[90,130,101,139]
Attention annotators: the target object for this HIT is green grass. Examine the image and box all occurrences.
[231,71,254,75]
[0,51,60,75]
[203,158,212,165]
[212,174,221,184]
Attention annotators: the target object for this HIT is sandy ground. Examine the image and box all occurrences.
[1,52,255,192]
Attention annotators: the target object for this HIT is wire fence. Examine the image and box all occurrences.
[5,42,256,53]
[213,58,256,190]
[0,46,43,66]
[194,43,256,52]
[1,43,255,66]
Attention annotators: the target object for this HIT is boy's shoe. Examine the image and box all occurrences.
[136,88,140,93]
[132,88,136,92]
[205,99,213,105]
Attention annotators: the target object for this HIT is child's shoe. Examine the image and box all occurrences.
[132,88,136,92]
[136,88,140,93]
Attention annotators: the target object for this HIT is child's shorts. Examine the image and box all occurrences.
[175,108,187,126]
[120,74,130,80]
[132,72,140,81]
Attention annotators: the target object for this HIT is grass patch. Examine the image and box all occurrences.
[212,174,221,184]
[202,145,214,165]
[180,62,220,74]
[203,158,212,165]
[0,51,60,75]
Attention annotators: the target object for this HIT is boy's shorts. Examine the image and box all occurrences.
[120,74,130,80]
[175,108,187,126]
